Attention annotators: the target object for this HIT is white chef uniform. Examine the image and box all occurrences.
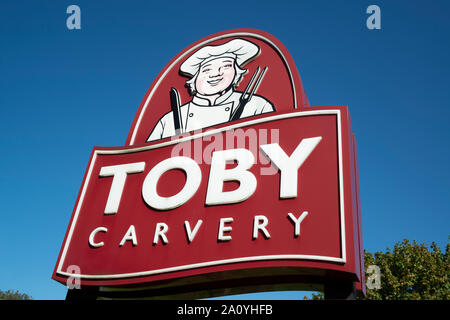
[147,88,274,141]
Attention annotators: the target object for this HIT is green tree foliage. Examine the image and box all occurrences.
[363,239,449,300]
[304,291,324,300]
[0,289,32,300]
[304,238,449,300]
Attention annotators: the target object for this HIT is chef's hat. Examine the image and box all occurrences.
[180,39,260,77]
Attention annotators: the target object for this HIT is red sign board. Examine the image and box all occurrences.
[52,29,364,295]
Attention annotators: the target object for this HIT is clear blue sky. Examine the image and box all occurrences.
[0,0,449,300]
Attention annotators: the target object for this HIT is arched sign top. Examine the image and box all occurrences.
[126,28,309,146]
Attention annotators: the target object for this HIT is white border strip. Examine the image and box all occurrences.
[129,32,298,145]
[58,255,344,280]
[57,110,346,280]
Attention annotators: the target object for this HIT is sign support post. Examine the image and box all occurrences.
[324,281,356,300]
[65,287,99,301]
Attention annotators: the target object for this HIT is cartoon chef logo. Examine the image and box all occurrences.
[126,29,308,146]
[147,39,275,141]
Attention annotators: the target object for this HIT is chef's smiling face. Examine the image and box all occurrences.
[195,57,236,96]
